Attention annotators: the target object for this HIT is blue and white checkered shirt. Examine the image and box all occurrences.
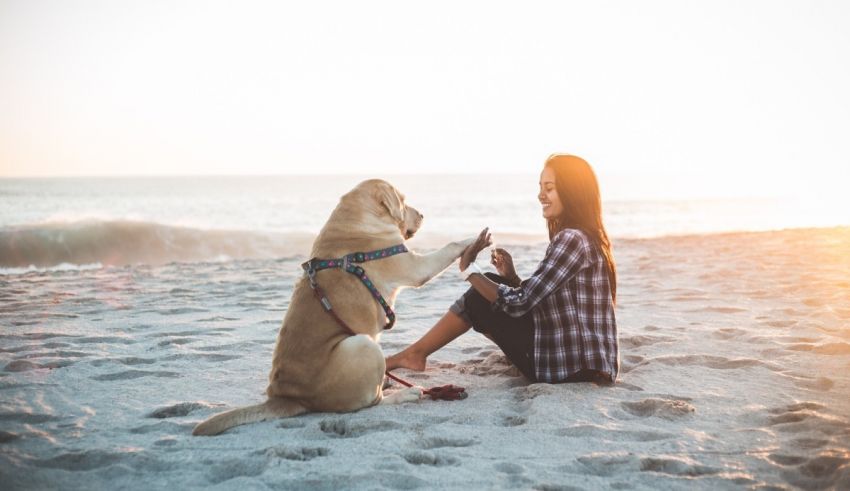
[492,229,619,383]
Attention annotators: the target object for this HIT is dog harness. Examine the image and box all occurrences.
[302,244,408,330]
[301,243,467,401]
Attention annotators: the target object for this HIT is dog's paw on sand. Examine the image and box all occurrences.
[147,401,223,419]
[319,418,402,438]
[403,451,459,466]
[620,398,695,419]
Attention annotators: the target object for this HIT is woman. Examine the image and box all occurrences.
[386,154,618,384]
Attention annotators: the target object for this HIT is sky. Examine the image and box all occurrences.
[1,0,849,200]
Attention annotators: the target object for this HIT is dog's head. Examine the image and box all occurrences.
[356,179,422,239]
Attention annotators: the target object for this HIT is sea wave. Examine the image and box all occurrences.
[0,220,315,270]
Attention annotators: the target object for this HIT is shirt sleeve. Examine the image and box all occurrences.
[492,229,591,318]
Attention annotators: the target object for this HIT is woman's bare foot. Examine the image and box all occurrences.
[385,348,427,372]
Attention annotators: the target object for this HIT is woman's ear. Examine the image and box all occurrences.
[376,185,405,224]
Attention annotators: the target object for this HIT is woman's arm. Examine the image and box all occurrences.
[465,272,500,302]
[491,229,591,318]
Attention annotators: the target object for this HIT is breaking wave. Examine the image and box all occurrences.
[0,220,315,269]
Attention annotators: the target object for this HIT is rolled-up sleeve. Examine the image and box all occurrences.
[492,229,590,318]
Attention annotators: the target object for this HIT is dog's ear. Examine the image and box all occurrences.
[376,184,405,224]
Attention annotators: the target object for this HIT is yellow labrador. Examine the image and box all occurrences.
[193,179,474,435]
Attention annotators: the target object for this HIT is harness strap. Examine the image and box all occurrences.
[303,244,408,330]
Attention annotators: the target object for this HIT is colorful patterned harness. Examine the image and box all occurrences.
[301,244,408,330]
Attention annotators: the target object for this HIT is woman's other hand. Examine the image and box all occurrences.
[491,248,520,286]
[460,228,492,271]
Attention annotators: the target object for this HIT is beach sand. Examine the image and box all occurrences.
[1,227,849,490]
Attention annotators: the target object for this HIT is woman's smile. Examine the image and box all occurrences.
[538,167,563,218]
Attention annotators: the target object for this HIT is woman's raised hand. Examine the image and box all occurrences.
[490,248,519,285]
[459,227,492,271]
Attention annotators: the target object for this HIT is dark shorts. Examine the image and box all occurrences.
[450,273,537,381]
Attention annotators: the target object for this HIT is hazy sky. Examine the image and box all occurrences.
[1,1,848,199]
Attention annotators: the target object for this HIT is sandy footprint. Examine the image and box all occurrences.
[557,423,675,442]
[5,360,76,372]
[712,327,747,340]
[91,370,180,381]
[418,436,476,449]
[639,456,720,477]
[256,445,329,461]
[620,334,676,349]
[647,354,774,370]
[498,414,527,427]
[781,450,850,490]
[148,401,223,419]
[620,398,695,420]
[318,418,402,438]
[403,451,459,466]
[575,452,640,476]
[791,376,835,392]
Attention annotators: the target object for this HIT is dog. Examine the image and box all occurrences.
[193,179,474,435]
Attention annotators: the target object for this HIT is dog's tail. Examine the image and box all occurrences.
[192,398,308,436]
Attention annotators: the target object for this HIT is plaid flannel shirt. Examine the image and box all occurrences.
[492,229,619,383]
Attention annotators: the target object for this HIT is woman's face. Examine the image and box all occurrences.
[539,166,564,219]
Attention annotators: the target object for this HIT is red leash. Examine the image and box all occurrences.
[309,281,467,401]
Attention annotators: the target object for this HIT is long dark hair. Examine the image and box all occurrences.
[544,154,616,302]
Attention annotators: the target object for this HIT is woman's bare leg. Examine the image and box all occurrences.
[385,311,472,371]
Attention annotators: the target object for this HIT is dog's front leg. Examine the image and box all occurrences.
[400,238,475,287]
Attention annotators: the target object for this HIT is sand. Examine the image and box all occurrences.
[1,227,849,490]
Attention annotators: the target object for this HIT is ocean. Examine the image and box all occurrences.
[1,174,847,272]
